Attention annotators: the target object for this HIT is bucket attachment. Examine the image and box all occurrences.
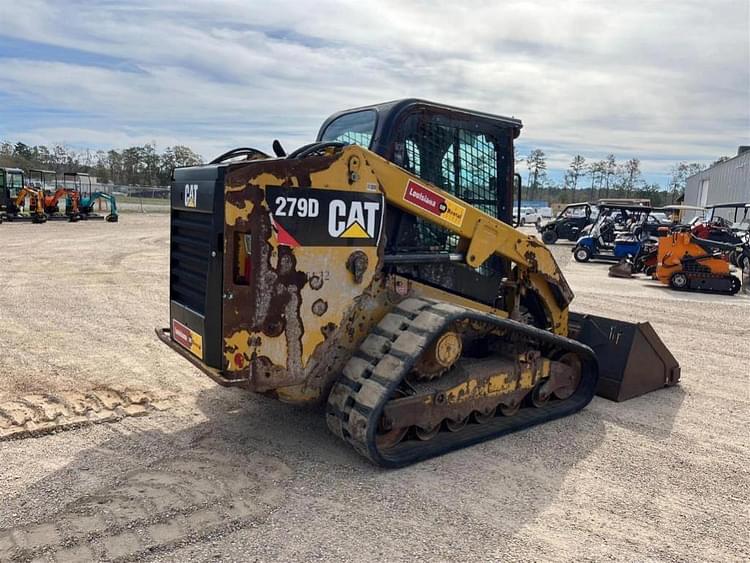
[569,312,680,401]
[608,259,634,278]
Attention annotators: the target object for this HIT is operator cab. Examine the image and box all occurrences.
[318,99,523,306]
[0,168,25,220]
[318,99,522,228]
[63,172,92,198]
[28,169,58,192]
[0,167,25,199]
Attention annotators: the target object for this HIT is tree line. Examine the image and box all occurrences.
[0,141,203,186]
[521,150,726,207]
[1,139,724,206]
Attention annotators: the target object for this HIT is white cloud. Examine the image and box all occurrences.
[0,0,747,179]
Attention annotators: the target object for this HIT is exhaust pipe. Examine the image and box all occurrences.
[569,312,680,401]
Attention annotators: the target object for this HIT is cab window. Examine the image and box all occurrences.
[320,110,377,147]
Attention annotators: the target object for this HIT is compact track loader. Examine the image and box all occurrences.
[158,99,679,466]
[656,227,742,294]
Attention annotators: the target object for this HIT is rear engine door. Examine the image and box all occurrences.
[169,166,226,370]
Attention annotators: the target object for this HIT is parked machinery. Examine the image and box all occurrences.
[655,227,742,294]
[0,167,24,222]
[1,168,48,223]
[44,172,82,221]
[157,99,679,467]
[73,172,119,222]
[572,203,653,263]
[538,202,596,244]
[538,199,652,245]
[613,205,708,278]
[699,203,749,269]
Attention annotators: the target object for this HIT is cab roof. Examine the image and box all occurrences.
[317,98,523,146]
[321,98,521,127]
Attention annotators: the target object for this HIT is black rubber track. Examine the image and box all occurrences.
[670,272,742,295]
[326,298,599,468]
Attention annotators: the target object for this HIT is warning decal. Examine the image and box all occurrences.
[403,180,466,227]
[172,318,204,360]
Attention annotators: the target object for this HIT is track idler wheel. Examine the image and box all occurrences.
[376,426,408,450]
[375,389,408,449]
[530,380,551,408]
[553,353,582,400]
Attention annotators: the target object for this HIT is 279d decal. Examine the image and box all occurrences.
[266,186,384,247]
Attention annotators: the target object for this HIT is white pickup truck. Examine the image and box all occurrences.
[513,206,550,226]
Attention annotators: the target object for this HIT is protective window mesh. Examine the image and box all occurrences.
[333,131,372,147]
[398,118,500,253]
[404,139,421,175]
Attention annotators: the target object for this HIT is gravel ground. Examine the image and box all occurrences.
[0,216,747,562]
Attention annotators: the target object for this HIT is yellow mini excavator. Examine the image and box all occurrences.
[158,99,679,466]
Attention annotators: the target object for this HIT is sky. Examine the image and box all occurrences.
[0,0,748,186]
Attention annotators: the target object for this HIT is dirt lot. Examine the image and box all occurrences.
[0,214,748,562]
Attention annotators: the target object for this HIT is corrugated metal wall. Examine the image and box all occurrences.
[685,150,750,220]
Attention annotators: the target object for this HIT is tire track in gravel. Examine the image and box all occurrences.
[0,388,175,442]
[0,447,291,562]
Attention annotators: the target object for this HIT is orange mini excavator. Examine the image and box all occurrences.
[655,226,742,294]
[43,172,82,221]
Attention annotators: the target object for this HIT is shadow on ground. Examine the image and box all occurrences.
[0,379,687,561]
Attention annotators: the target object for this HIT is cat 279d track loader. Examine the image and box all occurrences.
[158,99,679,467]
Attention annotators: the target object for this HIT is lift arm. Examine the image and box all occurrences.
[355,146,574,335]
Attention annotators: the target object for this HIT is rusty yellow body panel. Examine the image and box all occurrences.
[219,151,389,402]
[443,358,551,406]
[216,145,573,404]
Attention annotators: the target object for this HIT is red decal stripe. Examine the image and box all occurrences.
[172,319,193,349]
[404,180,445,216]
[272,218,301,247]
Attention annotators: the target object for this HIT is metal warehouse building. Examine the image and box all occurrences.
[685,147,750,215]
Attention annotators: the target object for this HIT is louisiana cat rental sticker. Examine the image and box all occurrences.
[172,319,204,359]
[403,179,465,227]
[266,186,384,247]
